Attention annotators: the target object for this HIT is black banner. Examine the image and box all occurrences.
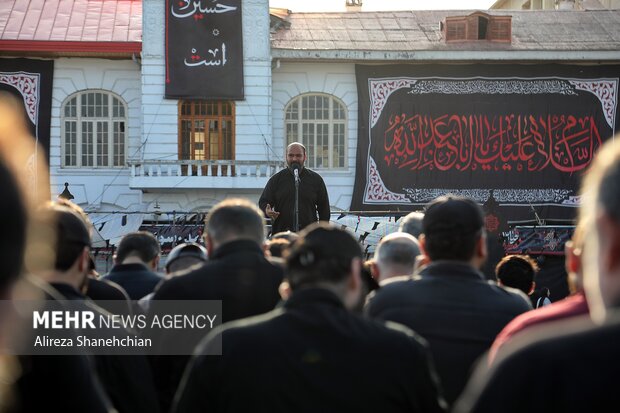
[0,58,53,162]
[351,64,620,224]
[165,0,244,99]
[503,226,574,256]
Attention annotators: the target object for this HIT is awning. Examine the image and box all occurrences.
[87,213,144,247]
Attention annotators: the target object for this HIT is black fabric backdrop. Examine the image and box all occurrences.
[351,64,620,227]
[165,0,244,99]
[0,58,54,161]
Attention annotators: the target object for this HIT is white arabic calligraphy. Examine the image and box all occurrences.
[184,44,227,67]
[171,1,237,18]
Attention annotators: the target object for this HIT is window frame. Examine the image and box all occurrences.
[177,101,236,161]
[284,93,347,170]
[443,12,511,43]
[61,90,128,169]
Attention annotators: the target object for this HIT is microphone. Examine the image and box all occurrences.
[292,162,301,182]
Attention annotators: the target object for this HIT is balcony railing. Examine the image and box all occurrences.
[127,159,285,190]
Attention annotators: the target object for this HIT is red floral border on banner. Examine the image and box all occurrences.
[0,72,39,124]
[569,79,618,130]
[364,157,408,203]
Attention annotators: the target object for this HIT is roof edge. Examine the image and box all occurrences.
[271,49,620,61]
[0,40,141,55]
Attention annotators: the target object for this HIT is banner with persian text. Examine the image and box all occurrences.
[351,64,620,225]
[165,0,243,99]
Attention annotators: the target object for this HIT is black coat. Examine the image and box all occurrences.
[455,313,620,413]
[49,283,160,413]
[174,288,447,413]
[12,278,113,413]
[151,240,284,412]
[365,261,531,406]
[103,263,162,301]
[258,167,330,234]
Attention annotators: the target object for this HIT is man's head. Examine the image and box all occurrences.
[286,223,363,309]
[580,138,620,321]
[373,232,420,283]
[420,195,487,268]
[115,231,161,270]
[286,142,307,171]
[399,211,425,238]
[165,242,208,274]
[37,204,92,290]
[204,198,265,254]
[495,255,539,295]
[267,238,292,258]
[271,230,300,243]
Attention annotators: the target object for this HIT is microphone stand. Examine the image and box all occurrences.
[294,168,300,232]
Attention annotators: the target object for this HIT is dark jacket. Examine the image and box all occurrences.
[258,167,330,234]
[455,313,620,413]
[49,283,161,413]
[151,239,284,412]
[12,277,113,413]
[104,263,162,300]
[174,288,447,413]
[365,261,531,406]
[86,277,133,316]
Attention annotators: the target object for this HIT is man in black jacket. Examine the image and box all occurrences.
[259,142,330,234]
[173,223,447,413]
[455,139,620,413]
[35,204,160,413]
[151,198,283,412]
[366,195,531,406]
[104,231,163,300]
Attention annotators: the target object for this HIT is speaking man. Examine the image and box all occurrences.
[259,142,330,234]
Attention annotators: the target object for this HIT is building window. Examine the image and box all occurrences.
[179,101,234,161]
[62,91,127,168]
[443,12,511,43]
[285,94,347,169]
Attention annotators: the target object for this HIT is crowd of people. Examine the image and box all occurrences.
[1,88,619,412]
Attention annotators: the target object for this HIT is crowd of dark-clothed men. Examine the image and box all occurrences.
[1,89,620,413]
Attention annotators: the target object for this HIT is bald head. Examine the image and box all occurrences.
[374,232,420,282]
[286,142,307,169]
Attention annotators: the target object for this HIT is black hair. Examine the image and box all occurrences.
[116,231,161,263]
[40,205,91,271]
[286,223,362,290]
[495,254,539,295]
[424,229,481,262]
[205,199,265,245]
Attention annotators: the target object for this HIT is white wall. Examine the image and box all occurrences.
[140,0,273,211]
[50,58,143,212]
[272,62,358,210]
[141,0,273,163]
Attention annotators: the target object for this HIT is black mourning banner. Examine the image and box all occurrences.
[0,58,54,162]
[165,0,244,99]
[351,64,620,223]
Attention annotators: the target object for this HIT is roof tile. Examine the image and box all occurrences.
[0,0,141,45]
[271,9,620,52]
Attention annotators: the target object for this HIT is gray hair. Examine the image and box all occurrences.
[206,198,265,245]
[374,232,420,274]
[399,211,425,238]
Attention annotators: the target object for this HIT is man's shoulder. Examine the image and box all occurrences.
[194,308,285,354]
[303,167,325,180]
[493,314,617,374]
[154,263,216,298]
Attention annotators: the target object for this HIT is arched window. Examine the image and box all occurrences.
[178,101,235,161]
[62,91,127,168]
[285,94,346,169]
